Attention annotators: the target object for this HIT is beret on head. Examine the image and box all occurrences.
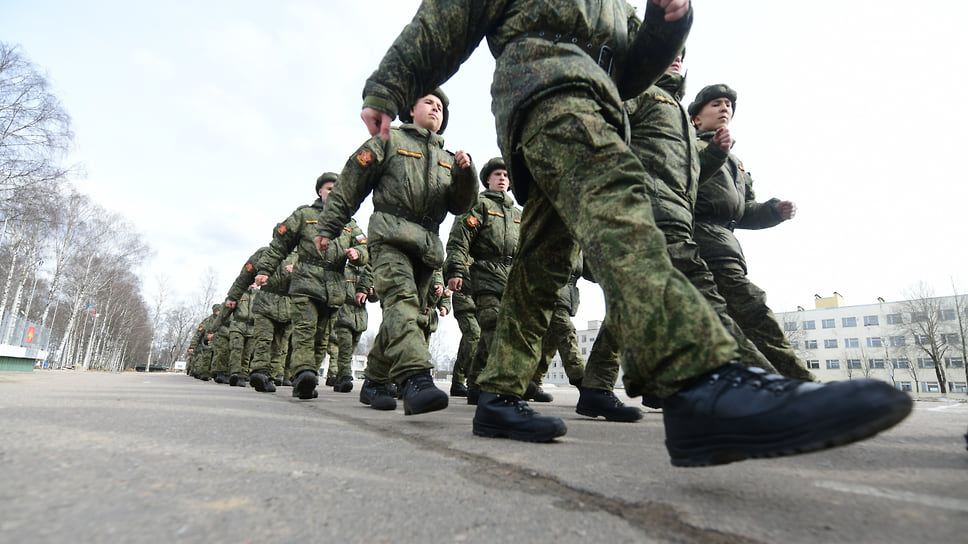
[687,83,737,118]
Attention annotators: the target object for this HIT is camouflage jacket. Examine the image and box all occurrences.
[444,190,521,297]
[226,247,266,303]
[361,0,691,202]
[555,253,583,316]
[258,197,368,305]
[229,288,258,335]
[252,251,295,323]
[693,131,784,270]
[417,268,452,334]
[317,124,476,269]
[624,72,725,228]
[335,263,375,333]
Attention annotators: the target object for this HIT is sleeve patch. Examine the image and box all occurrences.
[465,215,480,228]
[355,234,367,243]
[245,263,254,272]
[276,224,288,235]
[356,149,374,166]
[397,149,423,159]
[438,159,452,169]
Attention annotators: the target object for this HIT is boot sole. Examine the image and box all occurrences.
[404,395,449,416]
[576,406,643,423]
[667,397,913,467]
[472,421,567,442]
[293,377,317,400]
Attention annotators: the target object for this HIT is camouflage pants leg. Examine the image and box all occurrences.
[583,313,621,390]
[228,330,246,376]
[661,226,777,374]
[709,260,815,381]
[213,333,230,374]
[452,309,480,385]
[288,295,333,377]
[196,347,214,377]
[466,294,501,391]
[250,314,275,375]
[335,325,361,379]
[478,92,736,399]
[532,305,585,386]
[366,243,434,385]
[326,314,339,378]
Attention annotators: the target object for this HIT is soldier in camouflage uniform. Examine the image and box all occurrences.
[227,286,258,386]
[187,305,220,381]
[255,173,369,400]
[210,303,233,384]
[448,278,477,397]
[315,89,477,415]
[444,157,520,405]
[248,253,295,392]
[688,83,814,382]
[528,253,586,403]
[417,269,451,342]
[354,0,912,465]
[331,262,376,393]
[324,318,339,387]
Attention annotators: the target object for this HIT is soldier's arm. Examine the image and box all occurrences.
[737,172,784,230]
[318,136,386,241]
[619,1,693,100]
[257,212,301,277]
[226,248,264,302]
[447,152,478,216]
[346,223,369,266]
[443,203,481,283]
[697,136,729,184]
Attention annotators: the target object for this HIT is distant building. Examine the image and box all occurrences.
[776,293,967,396]
[544,320,620,387]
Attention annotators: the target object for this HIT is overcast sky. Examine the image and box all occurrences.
[3,1,967,353]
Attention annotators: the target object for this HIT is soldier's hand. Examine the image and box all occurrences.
[455,150,471,169]
[447,277,463,292]
[653,0,690,21]
[207,333,214,341]
[254,274,269,286]
[439,307,448,317]
[345,247,359,261]
[188,348,194,355]
[362,107,392,141]
[224,299,237,309]
[285,263,294,273]
[713,126,732,154]
[433,284,444,297]
[315,236,331,252]
[775,200,797,220]
[354,292,367,306]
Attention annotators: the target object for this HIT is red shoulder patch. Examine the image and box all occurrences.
[245,263,254,272]
[465,215,479,228]
[276,224,288,235]
[356,149,374,167]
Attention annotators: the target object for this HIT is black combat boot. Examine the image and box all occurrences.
[229,373,246,387]
[199,373,210,381]
[214,372,228,384]
[450,381,468,397]
[662,362,913,467]
[290,370,318,400]
[576,387,643,422]
[333,376,354,393]
[360,377,397,410]
[466,388,481,405]
[325,375,336,387]
[530,386,553,403]
[473,392,566,442]
[401,371,449,415]
[249,372,276,393]
[274,375,284,386]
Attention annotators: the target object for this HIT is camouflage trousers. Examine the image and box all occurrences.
[193,346,214,377]
[250,312,292,379]
[212,332,230,374]
[228,328,256,377]
[365,243,434,385]
[288,295,335,377]
[325,315,339,377]
[532,305,585,386]
[335,325,361,379]
[478,92,737,399]
[708,259,815,381]
[466,293,501,391]
[451,308,479,385]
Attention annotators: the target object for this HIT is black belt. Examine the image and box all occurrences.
[516,32,614,76]
[373,204,439,234]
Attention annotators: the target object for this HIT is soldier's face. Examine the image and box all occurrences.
[486,169,510,192]
[318,181,335,202]
[692,98,732,130]
[668,54,684,74]
[409,94,443,133]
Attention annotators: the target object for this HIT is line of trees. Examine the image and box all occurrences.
[0,42,208,371]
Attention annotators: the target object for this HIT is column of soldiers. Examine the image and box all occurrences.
[185,0,913,468]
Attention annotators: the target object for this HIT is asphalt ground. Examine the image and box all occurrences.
[1,371,967,544]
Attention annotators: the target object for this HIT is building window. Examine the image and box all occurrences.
[822,319,836,329]
[869,358,886,369]
[842,317,857,327]
[845,338,859,348]
[846,359,863,369]
[887,313,903,324]
[921,381,940,393]
[951,382,968,393]
[942,333,960,344]
[863,315,879,326]
[889,336,906,347]
[804,340,818,350]
[911,311,927,322]
[581,335,587,342]
[784,321,798,331]
[803,320,816,330]
[824,339,838,349]
[581,347,587,355]
[939,309,956,321]
[914,334,930,345]
[826,359,840,369]
[806,360,820,369]
[946,357,964,369]
[866,337,883,348]
[892,358,911,369]
[896,381,913,392]
[917,358,935,369]
[790,340,799,349]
